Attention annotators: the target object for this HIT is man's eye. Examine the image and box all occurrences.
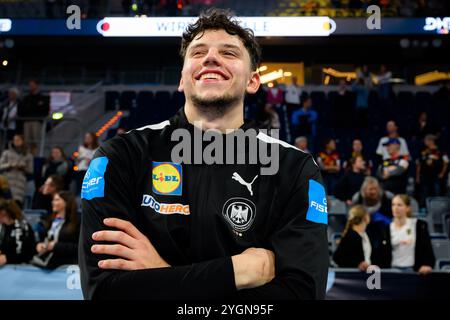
[192,51,204,56]
[223,51,236,56]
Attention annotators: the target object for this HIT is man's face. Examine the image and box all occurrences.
[386,121,397,134]
[178,29,260,111]
[387,143,400,155]
[353,139,362,152]
[364,184,379,201]
[43,178,56,195]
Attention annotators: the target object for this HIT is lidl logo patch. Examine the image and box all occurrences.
[152,162,182,196]
[306,179,328,225]
[81,156,108,200]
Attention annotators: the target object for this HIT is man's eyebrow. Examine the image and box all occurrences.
[221,44,241,51]
[188,43,242,52]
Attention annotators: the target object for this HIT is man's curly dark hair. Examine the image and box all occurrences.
[180,8,262,71]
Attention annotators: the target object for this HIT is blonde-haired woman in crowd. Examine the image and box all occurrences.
[378,194,435,274]
[333,205,374,271]
[0,134,33,208]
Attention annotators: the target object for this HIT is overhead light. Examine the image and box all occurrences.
[2,60,8,66]
[283,71,292,77]
[260,69,283,84]
[415,70,450,85]
[257,65,268,73]
[52,112,64,120]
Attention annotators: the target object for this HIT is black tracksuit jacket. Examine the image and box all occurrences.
[79,108,329,300]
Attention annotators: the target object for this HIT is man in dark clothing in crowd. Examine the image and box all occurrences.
[377,138,409,195]
[335,155,368,205]
[18,79,50,152]
[416,134,449,206]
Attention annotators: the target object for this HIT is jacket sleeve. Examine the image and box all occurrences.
[332,231,364,268]
[415,220,435,269]
[79,137,236,300]
[237,155,329,300]
[53,223,80,258]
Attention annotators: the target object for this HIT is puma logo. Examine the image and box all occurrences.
[232,172,258,196]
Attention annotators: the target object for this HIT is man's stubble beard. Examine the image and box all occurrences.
[191,92,241,119]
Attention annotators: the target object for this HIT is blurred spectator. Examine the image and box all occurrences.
[41,147,72,189]
[75,132,99,196]
[0,87,21,150]
[291,96,318,153]
[352,177,393,261]
[333,205,373,271]
[356,65,373,87]
[0,199,36,266]
[335,155,368,205]
[17,80,49,153]
[376,120,410,160]
[31,191,80,269]
[266,80,284,109]
[376,64,392,100]
[343,139,373,175]
[377,138,409,194]
[284,76,302,115]
[378,194,435,274]
[352,176,393,219]
[410,111,440,142]
[332,79,354,132]
[351,78,369,133]
[317,138,341,195]
[294,136,310,154]
[31,175,65,241]
[416,134,449,206]
[0,134,33,207]
[258,103,280,130]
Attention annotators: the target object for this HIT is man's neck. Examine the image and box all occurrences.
[184,102,244,132]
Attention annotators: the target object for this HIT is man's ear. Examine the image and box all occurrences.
[246,71,261,95]
[178,76,184,92]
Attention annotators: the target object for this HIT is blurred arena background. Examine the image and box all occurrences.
[0,0,449,300]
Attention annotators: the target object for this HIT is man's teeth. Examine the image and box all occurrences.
[200,73,224,80]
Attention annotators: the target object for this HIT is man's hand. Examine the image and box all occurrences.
[36,242,47,254]
[358,261,369,271]
[418,265,433,275]
[0,252,7,266]
[91,218,170,271]
[231,247,275,290]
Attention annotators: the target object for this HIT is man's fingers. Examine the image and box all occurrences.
[92,230,137,248]
[102,218,144,240]
[98,258,135,270]
[91,244,135,260]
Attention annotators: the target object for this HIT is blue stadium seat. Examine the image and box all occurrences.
[137,91,154,109]
[120,91,137,110]
[105,91,120,110]
[426,197,450,234]
[432,239,450,261]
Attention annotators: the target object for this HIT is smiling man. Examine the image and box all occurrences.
[79,8,329,300]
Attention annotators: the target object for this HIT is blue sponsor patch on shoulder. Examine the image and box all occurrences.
[81,156,108,200]
[306,179,328,225]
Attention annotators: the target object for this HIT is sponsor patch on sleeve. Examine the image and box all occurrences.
[81,156,108,200]
[306,179,328,225]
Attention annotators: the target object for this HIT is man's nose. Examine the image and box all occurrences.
[202,48,221,66]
